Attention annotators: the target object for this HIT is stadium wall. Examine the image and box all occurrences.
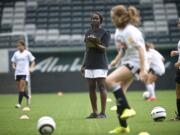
[0,48,177,93]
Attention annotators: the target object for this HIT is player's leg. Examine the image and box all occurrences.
[106,66,135,133]
[96,78,107,118]
[146,72,158,101]
[175,82,180,119]
[171,69,180,120]
[121,77,134,93]
[15,76,24,108]
[86,78,98,118]
[106,66,135,118]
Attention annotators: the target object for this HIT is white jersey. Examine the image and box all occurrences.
[147,48,165,75]
[114,24,148,71]
[11,50,35,76]
[178,40,180,61]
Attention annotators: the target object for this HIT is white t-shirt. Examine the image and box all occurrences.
[147,48,165,74]
[11,50,35,76]
[178,40,180,61]
[114,24,148,70]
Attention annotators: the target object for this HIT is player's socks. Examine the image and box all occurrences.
[18,92,24,105]
[112,85,130,113]
[118,116,128,128]
[146,83,156,98]
[176,99,180,116]
[23,91,29,99]
[23,91,30,106]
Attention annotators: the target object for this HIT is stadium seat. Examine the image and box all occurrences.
[0,0,180,47]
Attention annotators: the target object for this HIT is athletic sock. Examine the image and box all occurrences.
[23,91,29,99]
[117,109,128,128]
[18,92,24,104]
[146,83,156,98]
[112,84,130,128]
[112,85,130,113]
[176,99,180,116]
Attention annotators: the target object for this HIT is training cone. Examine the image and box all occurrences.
[106,98,112,102]
[19,114,30,120]
[22,107,31,112]
[138,132,150,135]
[57,92,64,96]
[110,105,117,111]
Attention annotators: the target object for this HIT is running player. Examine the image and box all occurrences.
[81,12,110,118]
[170,17,180,120]
[144,42,165,101]
[106,5,148,133]
[11,40,35,108]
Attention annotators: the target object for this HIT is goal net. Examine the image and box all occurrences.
[0,32,32,97]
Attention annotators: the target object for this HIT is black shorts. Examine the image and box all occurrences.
[124,63,140,74]
[15,75,27,81]
[175,69,180,84]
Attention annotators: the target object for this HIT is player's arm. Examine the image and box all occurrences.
[137,46,147,82]
[110,46,126,67]
[29,60,35,72]
[170,50,179,57]
[12,62,16,70]
[81,50,87,76]
[175,61,180,69]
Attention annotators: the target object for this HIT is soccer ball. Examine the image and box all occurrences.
[151,106,166,121]
[37,116,56,135]
[143,91,150,100]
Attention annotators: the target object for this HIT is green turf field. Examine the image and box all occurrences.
[0,90,179,135]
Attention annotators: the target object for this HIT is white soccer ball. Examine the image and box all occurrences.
[143,91,150,100]
[151,106,166,121]
[37,116,56,135]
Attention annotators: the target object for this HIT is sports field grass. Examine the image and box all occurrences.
[0,90,179,135]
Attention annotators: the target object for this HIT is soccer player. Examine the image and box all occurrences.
[11,40,35,108]
[170,17,180,120]
[144,42,165,101]
[106,5,148,133]
[81,12,110,118]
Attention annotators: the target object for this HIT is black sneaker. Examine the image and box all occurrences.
[170,112,180,121]
[98,113,107,118]
[86,113,98,119]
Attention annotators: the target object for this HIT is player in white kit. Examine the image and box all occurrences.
[11,40,35,108]
[170,18,180,120]
[144,42,165,101]
[106,5,148,133]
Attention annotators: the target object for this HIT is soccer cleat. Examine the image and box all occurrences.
[15,104,21,108]
[86,113,98,119]
[170,112,180,121]
[109,126,130,134]
[120,108,136,120]
[147,97,157,101]
[98,113,107,118]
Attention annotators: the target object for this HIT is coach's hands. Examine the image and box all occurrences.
[80,66,85,77]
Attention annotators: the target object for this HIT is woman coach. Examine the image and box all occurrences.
[81,12,110,119]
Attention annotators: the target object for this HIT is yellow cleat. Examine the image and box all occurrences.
[109,126,130,134]
[120,108,136,120]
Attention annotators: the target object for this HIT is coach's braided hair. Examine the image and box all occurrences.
[111,5,140,28]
